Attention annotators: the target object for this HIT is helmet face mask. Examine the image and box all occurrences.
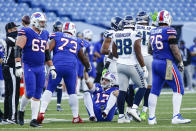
[31,12,47,31]
[62,22,76,36]
[157,10,172,26]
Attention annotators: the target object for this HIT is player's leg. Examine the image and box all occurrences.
[29,66,46,127]
[167,64,191,124]
[148,60,165,125]
[38,68,62,123]
[18,64,36,126]
[102,90,118,118]
[63,66,83,123]
[128,64,147,122]
[83,91,96,121]
[141,56,153,120]
[56,80,63,111]
[116,64,130,123]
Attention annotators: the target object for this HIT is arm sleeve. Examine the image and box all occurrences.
[17,27,27,37]
[167,27,177,37]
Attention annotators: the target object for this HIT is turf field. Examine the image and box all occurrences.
[0,89,196,131]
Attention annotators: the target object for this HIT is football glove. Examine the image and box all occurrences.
[15,62,23,78]
[103,30,113,38]
[49,65,57,79]
[142,66,148,79]
[102,68,108,76]
[150,10,158,22]
[177,61,184,72]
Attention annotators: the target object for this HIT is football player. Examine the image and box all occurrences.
[112,16,148,123]
[37,22,91,124]
[134,11,155,120]
[83,70,119,122]
[15,12,57,127]
[148,10,191,125]
[52,21,64,111]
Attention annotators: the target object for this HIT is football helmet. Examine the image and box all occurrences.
[53,21,63,32]
[83,29,93,41]
[76,31,83,39]
[136,11,150,25]
[111,16,123,31]
[31,12,47,31]
[157,10,172,26]
[62,22,76,36]
[101,72,116,88]
[123,15,135,28]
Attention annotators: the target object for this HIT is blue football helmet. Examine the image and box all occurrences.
[111,16,123,31]
[136,11,150,25]
[123,15,135,28]
[53,21,63,32]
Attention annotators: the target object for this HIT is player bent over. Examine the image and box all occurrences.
[148,10,191,125]
[15,12,57,127]
[37,22,91,124]
[83,71,119,121]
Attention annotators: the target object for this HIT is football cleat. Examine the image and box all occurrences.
[171,114,191,124]
[18,111,24,126]
[127,108,141,122]
[140,112,147,121]
[118,115,131,123]
[89,116,97,122]
[56,105,64,111]
[72,115,84,123]
[148,116,157,125]
[37,112,45,124]
[30,119,42,127]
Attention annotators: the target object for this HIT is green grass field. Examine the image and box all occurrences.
[0,89,196,131]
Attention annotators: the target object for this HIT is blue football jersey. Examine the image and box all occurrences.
[18,27,49,66]
[150,27,177,62]
[86,42,94,62]
[92,83,118,107]
[49,32,85,66]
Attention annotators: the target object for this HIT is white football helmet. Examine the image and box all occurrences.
[31,12,47,31]
[157,10,172,26]
[101,72,116,88]
[83,29,93,41]
[62,22,76,36]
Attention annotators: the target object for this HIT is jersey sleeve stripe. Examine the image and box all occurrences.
[18,32,25,34]
[167,32,176,34]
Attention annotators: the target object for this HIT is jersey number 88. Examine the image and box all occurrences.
[116,38,132,55]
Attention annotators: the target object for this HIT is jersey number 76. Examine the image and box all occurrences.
[150,35,163,50]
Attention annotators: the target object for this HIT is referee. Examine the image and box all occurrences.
[2,22,21,124]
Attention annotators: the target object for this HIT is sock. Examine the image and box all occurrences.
[134,87,146,106]
[31,99,40,120]
[20,95,30,112]
[117,91,126,114]
[56,88,62,104]
[40,90,52,113]
[142,106,148,113]
[82,79,89,91]
[143,88,151,107]
[83,92,95,117]
[69,94,79,118]
[105,93,117,114]
[76,78,81,94]
[173,92,182,117]
[125,85,134,107]
[148,93,158,119]
[119,114,124,118]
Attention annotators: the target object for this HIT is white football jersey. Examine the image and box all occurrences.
[135,24,155,56]
[112,28,141,65]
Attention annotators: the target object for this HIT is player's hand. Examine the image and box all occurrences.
[142,66,148,78]
[49,65,57,79]
[102,68,108,75]
[15,62,23,78]
[86,65,92,72]
[178,61,184,72]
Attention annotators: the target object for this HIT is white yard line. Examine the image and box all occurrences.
[181,107,196,111]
